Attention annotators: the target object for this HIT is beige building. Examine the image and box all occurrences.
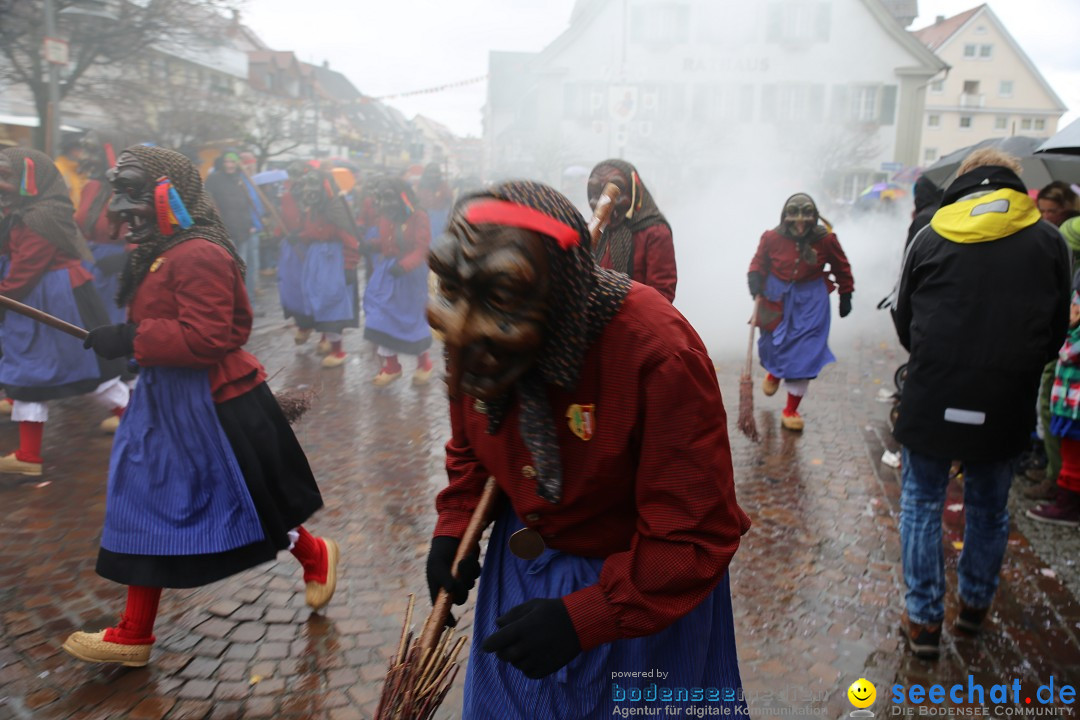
[913,4,1067,165]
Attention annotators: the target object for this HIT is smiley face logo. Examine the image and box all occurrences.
[848,678,876,709]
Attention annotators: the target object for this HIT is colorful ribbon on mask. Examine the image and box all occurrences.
[19,158,37,197]
[153,176,193,236]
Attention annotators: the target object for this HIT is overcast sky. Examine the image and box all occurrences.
[243,0,1079,138]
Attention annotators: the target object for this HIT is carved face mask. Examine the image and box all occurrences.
[293,173,328,214]
[107,151,156,243]
[427,214,552,402]
[0,155,17,216]
[586,166,632,227]
[781,193,818,238]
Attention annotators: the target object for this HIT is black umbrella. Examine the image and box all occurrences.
[923,135,1080,189]
[1036,118,1080,156]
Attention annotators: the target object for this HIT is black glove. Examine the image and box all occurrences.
[426,536,482,615]
[748,271,764,298]
[839,293,852,318]
[83,323,136,360]
[94,250,130,276]
[480,598,582,679]
[389,262,408,278]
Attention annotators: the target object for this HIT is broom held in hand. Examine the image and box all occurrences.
[419,476,499,653]
[0,294,89,341]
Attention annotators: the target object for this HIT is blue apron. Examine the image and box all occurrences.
[301,242,354,323]
[0,259,102,390]
[87,243,127,324]
[100,367,265,556]
[363,255,431,348]
[463,509,747,719]
[758,273,836,380]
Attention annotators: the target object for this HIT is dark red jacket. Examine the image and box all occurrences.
[748,229,854,294]
[130,239,266,403]
[371,211,431,273]
[0,225,93,300]
[597,223,677,303]
[434,284,750,651]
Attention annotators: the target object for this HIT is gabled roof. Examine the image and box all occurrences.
[543,0,944,75]
[911,4,983,51]
[911,4,1066,111]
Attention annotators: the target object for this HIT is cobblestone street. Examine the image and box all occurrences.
[1,281,1079,720]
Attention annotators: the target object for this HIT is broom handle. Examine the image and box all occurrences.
[419,476,500,653]
[0,294,89,340]
[745,296,759,376]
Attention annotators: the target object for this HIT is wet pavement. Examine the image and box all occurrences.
[1,278,1079,720]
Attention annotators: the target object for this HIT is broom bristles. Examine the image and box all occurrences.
[737,374,759,442]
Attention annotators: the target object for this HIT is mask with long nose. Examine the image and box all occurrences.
[427,215,552,402]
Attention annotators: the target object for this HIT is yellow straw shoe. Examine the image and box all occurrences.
[762,374,780,397]
[373,370,402,387]
[62,630,151,667]
[99,415,121,434]
[306,538,339,611]
[321,352,347,369]
[412,367,433,386]
[781,411,805,432]
[316,339,333,356]
[0,399,11,415]
[0,453,41,476]
[294,328,312,346]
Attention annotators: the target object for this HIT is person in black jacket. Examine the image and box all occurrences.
[905,175,942,248]
[891,148,1070,660]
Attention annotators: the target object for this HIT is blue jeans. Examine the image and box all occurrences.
[899,448,1016,624]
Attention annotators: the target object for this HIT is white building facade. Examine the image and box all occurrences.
[485,0,946,202]
[913,5,1067,165]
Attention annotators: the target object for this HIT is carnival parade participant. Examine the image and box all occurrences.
[363,178,433,386]
[74,131,129,324]
[63,146,337,667]
[586,159,676,303]
[0,148,129,471]
[426,181,749,718]
[747,193,854,431]
[416,162,453,237]
[205,149,264,303]
[278,163,360,368]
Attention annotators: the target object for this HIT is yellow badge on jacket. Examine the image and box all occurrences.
[566,404,595,441]
[149,257,166,272]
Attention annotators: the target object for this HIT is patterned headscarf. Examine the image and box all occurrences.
[588,159,669,278]
[453,180,632,503]
[291,165,356,236]
[116,145,243,306]
[0,147,93,262]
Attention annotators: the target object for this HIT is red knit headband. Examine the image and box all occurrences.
[464,199,580,250]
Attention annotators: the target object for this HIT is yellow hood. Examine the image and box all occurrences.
[930,188,1041,244]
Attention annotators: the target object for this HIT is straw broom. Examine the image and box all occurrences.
[374,477,499,720]
[737,298,760,442]
[374,184,623,719]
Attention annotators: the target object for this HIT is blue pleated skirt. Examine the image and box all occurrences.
[278,240,357,329]
[462,510,746,720]
[87,243,127,324]
[101,367,265,556]
[758,273,836,380]
[362,255,432,355]
[0,260,121,401]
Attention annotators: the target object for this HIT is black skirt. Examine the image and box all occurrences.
[96,382,324,588]
[6,281,126,402]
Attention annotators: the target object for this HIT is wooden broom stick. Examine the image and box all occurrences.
[0,295,89,341]
[418,476,500,654]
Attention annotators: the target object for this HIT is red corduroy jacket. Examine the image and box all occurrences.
[131,238,266,403]
[434,283,750,651]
